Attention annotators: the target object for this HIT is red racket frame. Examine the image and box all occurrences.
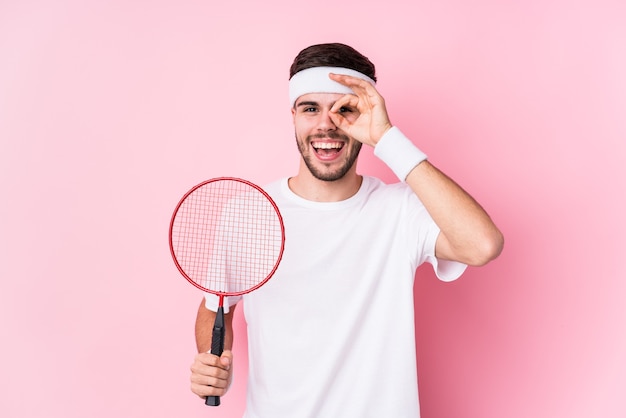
[169,177,285,297]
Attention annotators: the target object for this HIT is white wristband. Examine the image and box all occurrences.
[374,127,427,181]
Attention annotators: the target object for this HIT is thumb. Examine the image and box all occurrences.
[220,350,233,369]
[328,111,350,132]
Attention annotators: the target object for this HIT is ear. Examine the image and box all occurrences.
[291,106,296,123]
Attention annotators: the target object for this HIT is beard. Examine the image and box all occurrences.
[295,131,362,182]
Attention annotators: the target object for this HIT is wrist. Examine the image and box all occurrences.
[373,126,427,181]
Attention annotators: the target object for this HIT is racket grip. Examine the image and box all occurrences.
[205,306,225,407]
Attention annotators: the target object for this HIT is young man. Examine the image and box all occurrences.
[190,43,504,417]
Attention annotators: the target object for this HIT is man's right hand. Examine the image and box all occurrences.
[190,350,234,398]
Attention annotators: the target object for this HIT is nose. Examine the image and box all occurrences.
[316,108,337,131]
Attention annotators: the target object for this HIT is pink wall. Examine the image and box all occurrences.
[1,1,624,417]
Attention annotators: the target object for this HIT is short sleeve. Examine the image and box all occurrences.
[423,228,467,282]
[203,293,242,313]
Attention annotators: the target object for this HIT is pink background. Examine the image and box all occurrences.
[1,0,625,417]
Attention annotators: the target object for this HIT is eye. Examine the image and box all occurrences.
[339,106,353,113]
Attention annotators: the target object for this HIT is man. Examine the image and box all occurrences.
[190,43,504,417]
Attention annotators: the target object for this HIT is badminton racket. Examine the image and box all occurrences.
[169,177,285,406]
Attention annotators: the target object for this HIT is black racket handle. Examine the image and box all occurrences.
[205,306,225,407]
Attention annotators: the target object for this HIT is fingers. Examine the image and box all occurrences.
[190,351,233,398]
[329,73,382,104]
[329,73,376,94]
[328,94,360,128]
[327,73,392,146]
[328,72,388,119]
[330,93,360,113]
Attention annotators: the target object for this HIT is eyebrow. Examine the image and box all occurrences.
[296,101,319,108]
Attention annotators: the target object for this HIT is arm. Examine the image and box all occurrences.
[328,73,504,266]
[405,160,503,266]
[190,298,237,399]
[195,298,236,353]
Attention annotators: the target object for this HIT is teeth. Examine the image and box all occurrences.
[312,142,342,149]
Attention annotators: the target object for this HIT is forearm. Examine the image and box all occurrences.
[373,127,503,265]
[406,160,503,266]
[195,298,236,353]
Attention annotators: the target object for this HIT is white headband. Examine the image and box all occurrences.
[288,66,376,107]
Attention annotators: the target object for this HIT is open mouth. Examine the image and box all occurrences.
[311,141,344,157]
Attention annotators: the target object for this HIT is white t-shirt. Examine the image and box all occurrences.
[205,176,466,418]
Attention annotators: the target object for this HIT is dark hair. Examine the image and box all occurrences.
[289,43,376,82]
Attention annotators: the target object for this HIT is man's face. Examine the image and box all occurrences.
[292,93,362,182]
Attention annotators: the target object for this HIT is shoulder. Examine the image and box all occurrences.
[359,177,430,223]
[261,178,287,199]
[361,176,415,200]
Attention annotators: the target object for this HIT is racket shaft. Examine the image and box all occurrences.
[205,306,225,406]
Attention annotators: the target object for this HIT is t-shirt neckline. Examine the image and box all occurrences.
[280,176,373,210]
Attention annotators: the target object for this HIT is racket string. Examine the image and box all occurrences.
[171,179,283,294]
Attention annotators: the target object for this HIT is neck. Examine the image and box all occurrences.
[288,163,363,202]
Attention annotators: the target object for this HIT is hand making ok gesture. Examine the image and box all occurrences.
[327,73,393,147]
